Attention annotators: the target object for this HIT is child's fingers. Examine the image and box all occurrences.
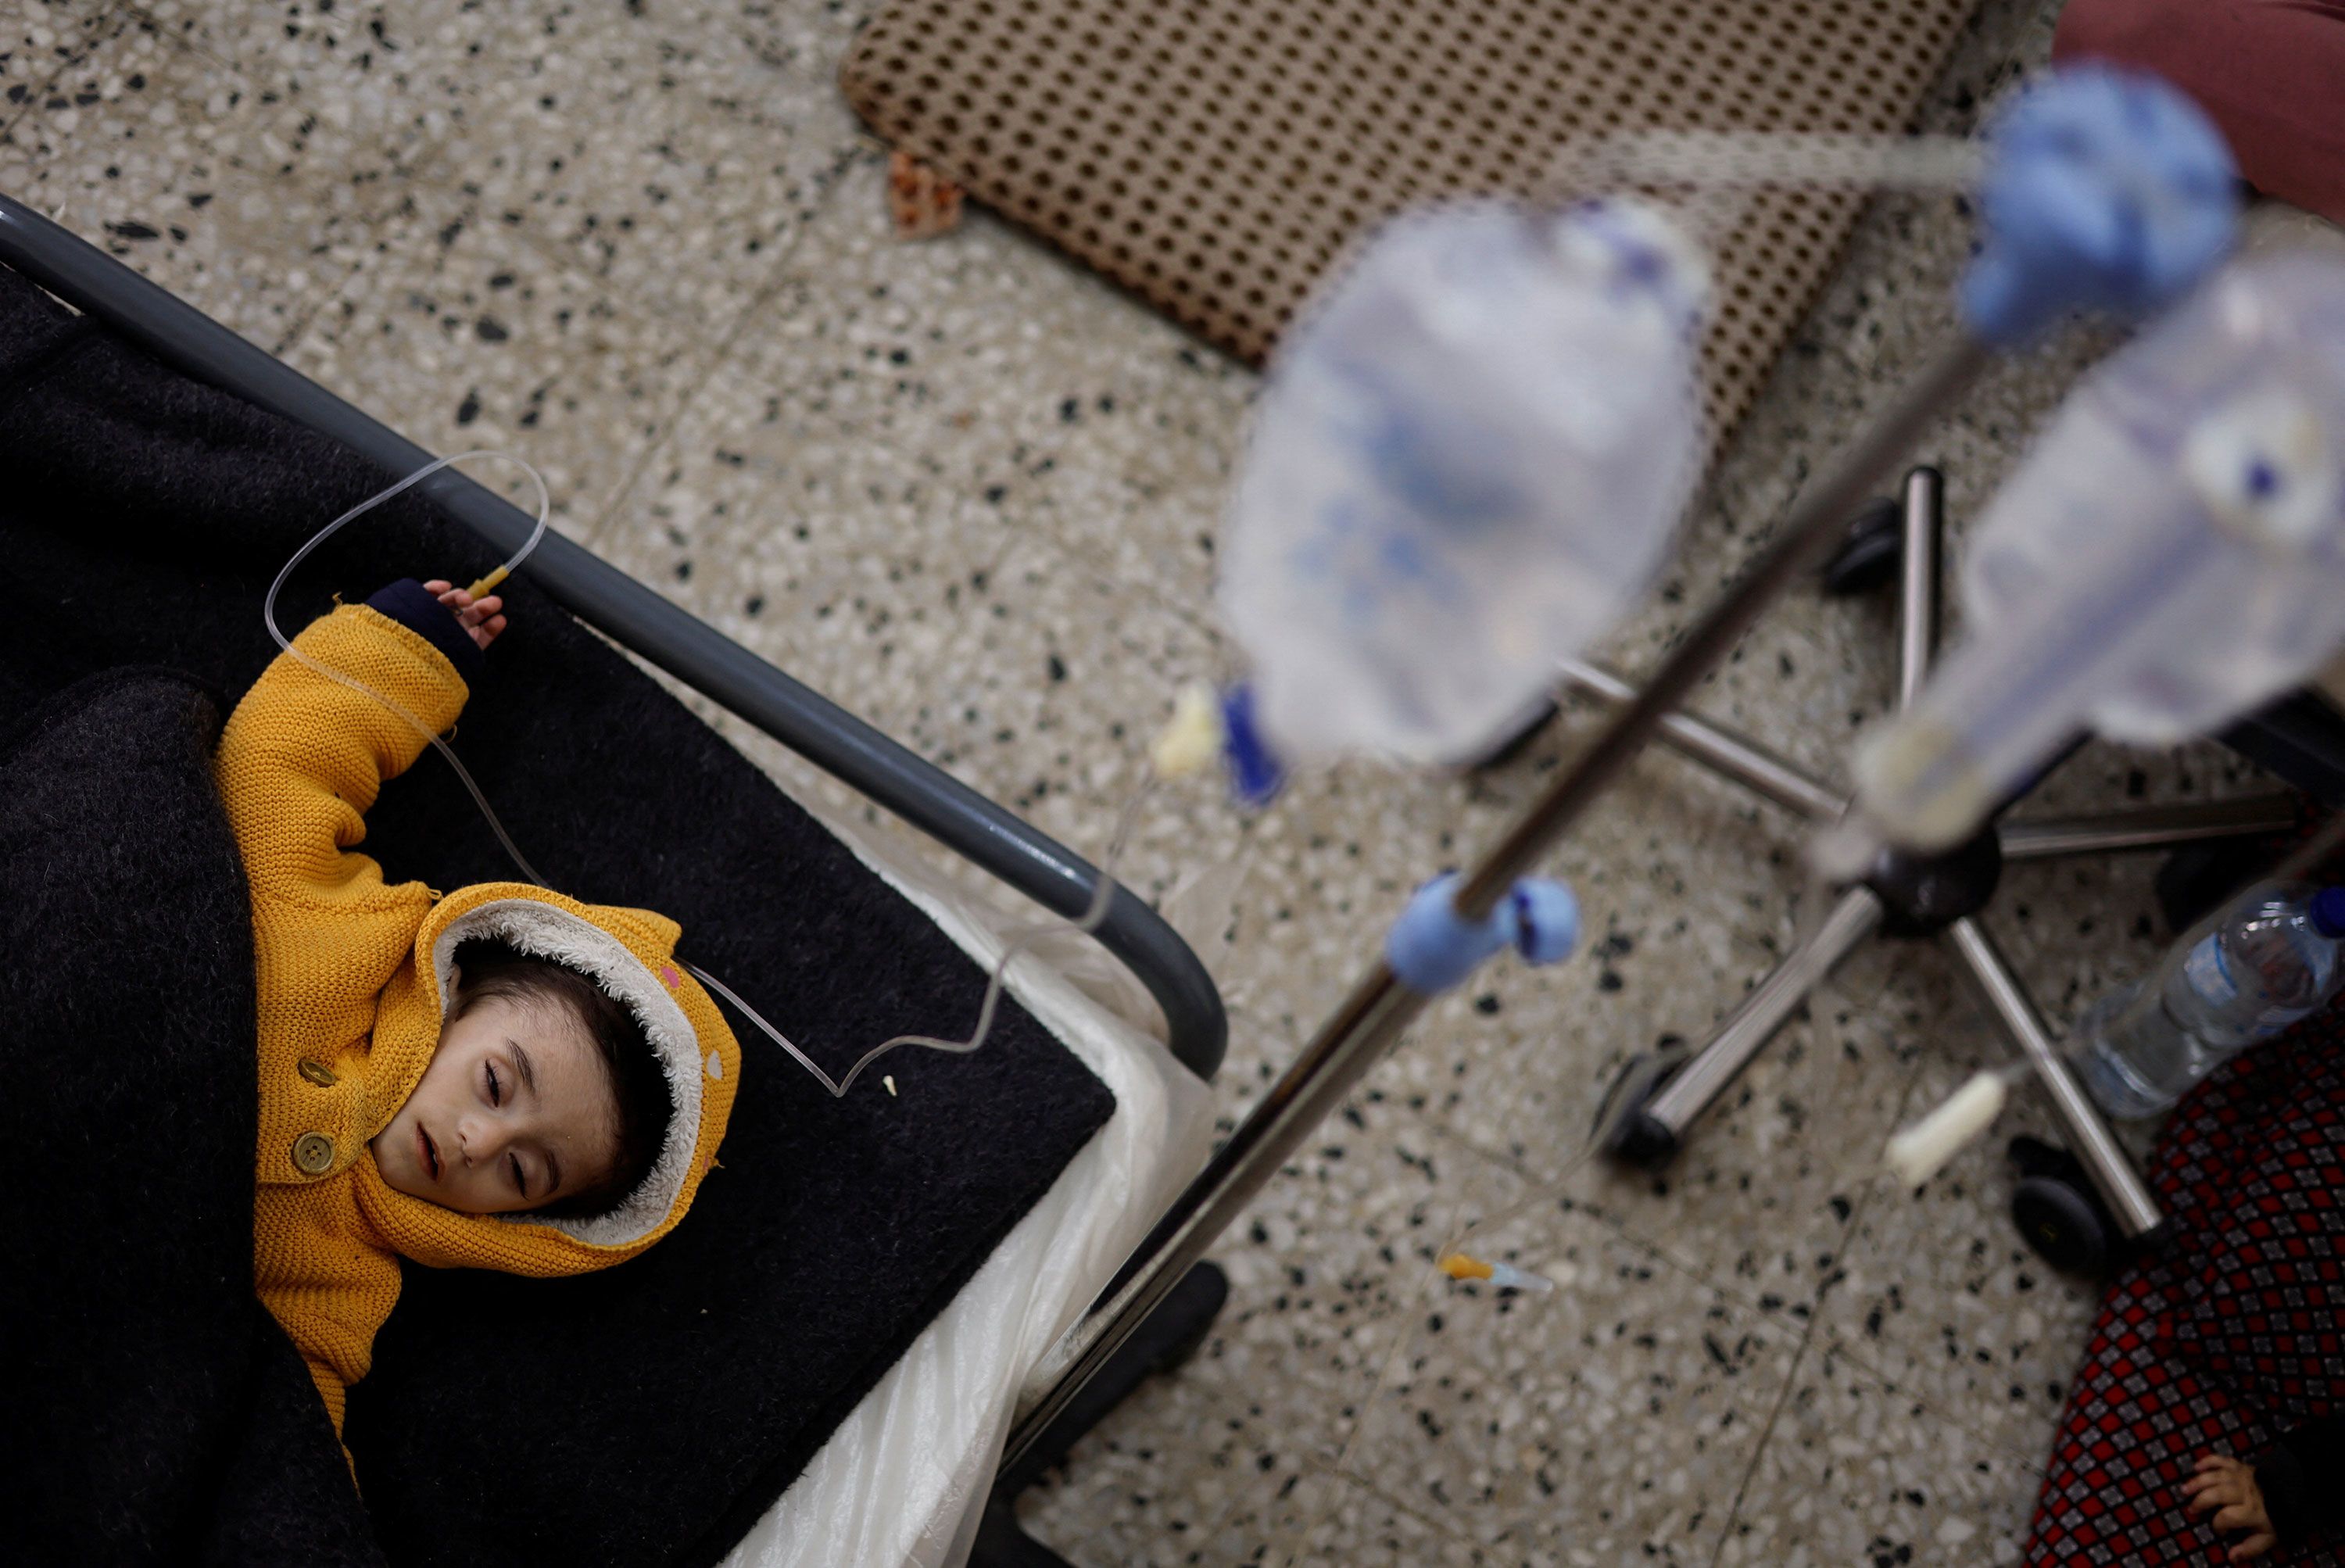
[423,579,453,596]
[2214,1501,2263,1532]
[2232,1531,2276,1562]
[2191,1476,2244,1509]
[2196,1454,2236,1471]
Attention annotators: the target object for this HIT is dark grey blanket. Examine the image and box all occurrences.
[0,263,1117,1565]
[0,670,385,1566]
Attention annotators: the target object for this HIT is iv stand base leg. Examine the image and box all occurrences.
[1613,886,1888,1165]
[1945,917,2165,1243]
[1998,797,2300,861]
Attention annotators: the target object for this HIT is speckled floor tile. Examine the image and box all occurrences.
[127,2,867,334]
[1196,1109,1538,1444]
[1022,1117,1799,1567]
[556,0,2189,1558]
[1018,1113,1525,1566]
[1333,1201,1800,1565]
[411,7,863,332]
[1717,1336,2044,1567]
[0,0,116,128]
[1286,1473,1522,1568]
[128,0,610,73]
[284,182,714,532]
[1025,1455,1513,1568]
[733,0,875,72]
[0,13,414,350]
[1012,1351,1329,1568]
[907,546,1233,843]
[596,149,1248,600]
[1807,1036,2116,1476]
[592,333,1070,653]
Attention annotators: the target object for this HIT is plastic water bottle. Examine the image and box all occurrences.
[1218,196,1708,768]
[2076,882,2345,1118]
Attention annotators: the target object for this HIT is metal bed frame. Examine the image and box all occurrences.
[0,190,2303,1559]
[0,193,1226,1087]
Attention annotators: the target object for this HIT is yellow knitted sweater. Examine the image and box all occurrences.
[219,602,741,1444]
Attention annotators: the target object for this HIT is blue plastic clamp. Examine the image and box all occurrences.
[1960,64,2239,348]
[1510,877,1581,965]
[1219,682,1288,806]
[1388,872,1517,993]
[1387,872,1582,994]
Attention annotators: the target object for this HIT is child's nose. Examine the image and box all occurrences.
[457,1114,513,1164]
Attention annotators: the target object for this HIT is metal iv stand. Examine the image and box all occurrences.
[1573,466,2296,1237]
[1003,349,2296,1473]
[1003,343,1980,1466]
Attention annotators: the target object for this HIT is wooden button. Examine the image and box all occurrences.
[291,1133,335,1176]
[298,1059,338,1087]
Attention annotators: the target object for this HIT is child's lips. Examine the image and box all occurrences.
[417,1123,442,1183]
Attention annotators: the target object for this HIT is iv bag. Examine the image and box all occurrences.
[1855,251,2345,851]
[1217,198,1709,767]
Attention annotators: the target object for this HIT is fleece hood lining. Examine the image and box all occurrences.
[431,900,704,1248]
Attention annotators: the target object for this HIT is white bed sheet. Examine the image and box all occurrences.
[718,800,1217,1568]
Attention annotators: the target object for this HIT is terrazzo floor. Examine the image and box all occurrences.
[0,2,2302,1563]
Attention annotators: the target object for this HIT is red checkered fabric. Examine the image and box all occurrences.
[2026,1009,2345,1564]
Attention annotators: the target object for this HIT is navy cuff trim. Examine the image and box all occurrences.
[364,578,485,686]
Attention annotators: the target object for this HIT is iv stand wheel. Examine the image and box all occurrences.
[1595,1041,1690,1168]
[2007,1134,2118,1279]
[1820,496,1906,598]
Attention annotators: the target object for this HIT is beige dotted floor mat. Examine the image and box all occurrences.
[842,0,1982,446]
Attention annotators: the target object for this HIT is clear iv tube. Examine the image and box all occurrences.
[263,449,557,888]
[266,452,1152,1099]
[685,786,1152,1099]
[1549,131,1986,195]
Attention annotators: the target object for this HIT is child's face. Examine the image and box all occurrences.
[370,986,620,1215]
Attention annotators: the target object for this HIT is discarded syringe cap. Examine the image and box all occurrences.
[1883,1070,2009,1189]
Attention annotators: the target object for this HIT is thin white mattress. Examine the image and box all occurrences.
[718,798,1216,1568]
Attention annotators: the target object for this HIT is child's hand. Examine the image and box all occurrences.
[2185,1453,2278,1562]
[422,580,507,651]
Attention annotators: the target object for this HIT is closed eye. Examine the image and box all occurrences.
[510,1154,529,1201]
[484,1062,503,1108]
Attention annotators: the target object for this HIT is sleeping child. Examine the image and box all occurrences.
[217,575,742,1457]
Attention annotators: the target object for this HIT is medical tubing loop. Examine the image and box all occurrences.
[267,450,1152,1095]
[686,786,1151,1098]
[264,450,556,886]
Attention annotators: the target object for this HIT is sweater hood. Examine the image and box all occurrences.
[356,881,742,1275]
